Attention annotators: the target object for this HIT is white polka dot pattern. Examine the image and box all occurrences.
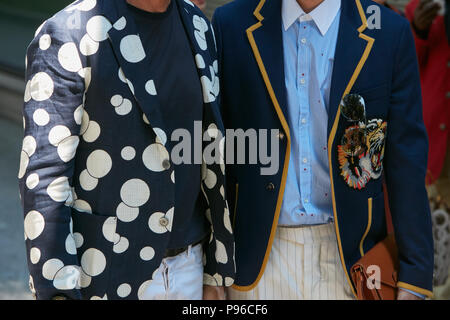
[19,1,235,299]
[86,16,112,42]
[30,72,54,101]
[33,109,50,126]
[142,144,170,172]
[121,146,135,161]
[139,246,155,261]
[113,17,127,31]
[66,0,97,12]
[86,150,112,178]
[53,266,80,290]
[120,179,150,207]
[116,202,139,222]
[117,283,131,298]
[39,34,52,51]
[24,210,45,240]
[79,34,99,56]
[42,259,64,280]
[58,42,83,72]
[81,248,106,277]
[120,35,146,63]
[30,247,41,264]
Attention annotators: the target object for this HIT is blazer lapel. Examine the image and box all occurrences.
[247,0,289,129]
[102,0,167,140]
[177,0,224,131]
[328,0,375,136]
[325,0,375,299]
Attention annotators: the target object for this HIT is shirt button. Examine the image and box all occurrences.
[159,217,169,227]
[440,123,446,131]
[301,118,307,124]
[304,199,309,203]
[301,38,307,44]
[266,183,275,191]
[162,159,171,170]
[300,78,306,85]
[303,158,308,164]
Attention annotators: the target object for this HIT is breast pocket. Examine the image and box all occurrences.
[355,83,389,102]
[360,192,387,256]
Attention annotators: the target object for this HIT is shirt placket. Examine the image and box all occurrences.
[297,20,312,215]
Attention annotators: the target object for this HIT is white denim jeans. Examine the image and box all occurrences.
[140,244,204,300]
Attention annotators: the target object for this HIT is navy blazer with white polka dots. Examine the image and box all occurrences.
[19,0,235,300]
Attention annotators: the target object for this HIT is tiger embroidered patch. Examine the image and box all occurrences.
[338,119,387,190]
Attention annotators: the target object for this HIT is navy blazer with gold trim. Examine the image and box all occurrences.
[213,0,434,297]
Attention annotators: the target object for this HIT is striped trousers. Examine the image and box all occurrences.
[228,223,355,300]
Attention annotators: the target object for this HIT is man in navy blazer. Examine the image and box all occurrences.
[213,0,434,299]
[19,0,234,300]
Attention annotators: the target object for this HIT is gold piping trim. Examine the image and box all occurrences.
[327,0,375,298]
[232,0,292,291]
[359,198,373,256]
[397,282,434,298]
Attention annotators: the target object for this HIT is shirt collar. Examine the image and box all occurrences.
[282,0,341,36]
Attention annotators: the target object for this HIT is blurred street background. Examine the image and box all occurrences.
[0,0,448,300]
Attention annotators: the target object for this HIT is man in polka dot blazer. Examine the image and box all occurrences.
[19,0,235,300]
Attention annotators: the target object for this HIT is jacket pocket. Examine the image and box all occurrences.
[354,83,389,102]
[71,208,116,299]
[359,192,386,257]
[359,197,373,257]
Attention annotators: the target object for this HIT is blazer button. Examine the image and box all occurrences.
[162,159,171,170]
[266,183,275,191]
[159,217,169,227]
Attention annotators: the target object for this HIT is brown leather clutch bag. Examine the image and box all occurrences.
[350,181,399,300]
[350,234,399,300]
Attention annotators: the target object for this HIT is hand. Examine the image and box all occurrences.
[203,285,226,300]
[413,0,441,37]
[397,289,424,300]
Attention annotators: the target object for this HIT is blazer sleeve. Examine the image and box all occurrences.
[384,19,434,297]
[19,20,86,300]
[211,7,239,224]
[201,15,236,288]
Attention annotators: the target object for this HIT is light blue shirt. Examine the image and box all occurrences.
[279,0,341,226]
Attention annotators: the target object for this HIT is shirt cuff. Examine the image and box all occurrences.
[400,288,427,299]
